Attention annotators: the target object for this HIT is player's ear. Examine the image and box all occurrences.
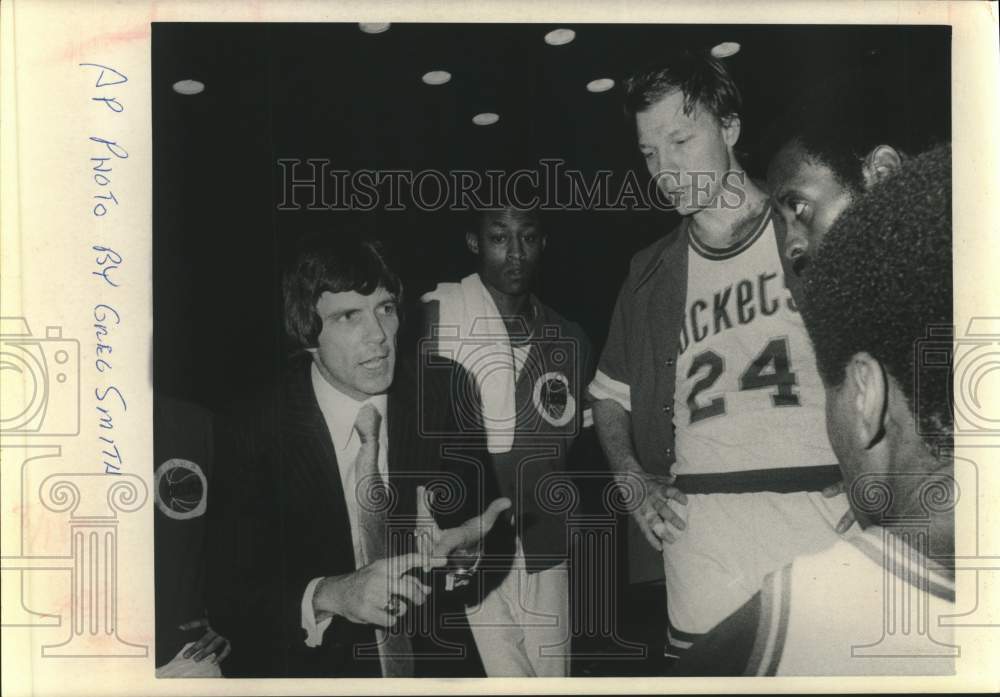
[465,230,480,255]
[720,112,742,149]
[845,352,889,450]
[861,145,903,189]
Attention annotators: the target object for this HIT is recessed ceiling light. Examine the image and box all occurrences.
[359,23,391,34]
[711,42,741,58]
[172,79,205,95]
[586,78,615,93]
[422,70,452,86]
[472,112,499,126]
[544,28,576,46]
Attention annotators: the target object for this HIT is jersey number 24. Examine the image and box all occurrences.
[687,337,800,424]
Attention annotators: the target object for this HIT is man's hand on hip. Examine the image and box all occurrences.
[312,553,430,629]
[619,471,688,550]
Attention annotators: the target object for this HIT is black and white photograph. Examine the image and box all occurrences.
[148,20,962,680]
[12,3,1000,693]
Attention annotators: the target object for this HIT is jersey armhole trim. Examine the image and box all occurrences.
[745,563,792,676]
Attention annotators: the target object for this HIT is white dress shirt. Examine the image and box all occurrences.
[301,362,388,647]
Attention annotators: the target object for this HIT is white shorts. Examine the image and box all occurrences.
[465,541,570,677]
[661,489,851,644]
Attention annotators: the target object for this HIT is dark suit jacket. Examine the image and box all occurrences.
[207,355,513,678]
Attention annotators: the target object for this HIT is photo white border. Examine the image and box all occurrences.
[2,1,997,694]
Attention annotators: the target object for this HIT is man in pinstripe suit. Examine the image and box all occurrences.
[207,234,513,678]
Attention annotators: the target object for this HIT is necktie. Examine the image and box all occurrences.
[353,403,414,677]
[355,403,386,564]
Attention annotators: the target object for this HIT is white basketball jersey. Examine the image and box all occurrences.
[755,527,955,676]
[673,209,836,475]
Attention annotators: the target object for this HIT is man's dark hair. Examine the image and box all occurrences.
[461,183,543,239]
[624,48,742,123]
[474,203,541,230]
[801,144,952,446]
[283,234,402,349]
[764,74,909,193]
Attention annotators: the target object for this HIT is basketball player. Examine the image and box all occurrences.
[588,48,851,656]
[766,84,907,532]
[678,144,954,675]
[421,203,593,676]
[766,84,904,276]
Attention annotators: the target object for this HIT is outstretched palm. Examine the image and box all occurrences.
[414,485,511,572]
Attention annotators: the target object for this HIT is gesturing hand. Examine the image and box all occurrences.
[313,553,431,629]
[414,485,512,572]
[620,471,688,551]
[822,479,857,534]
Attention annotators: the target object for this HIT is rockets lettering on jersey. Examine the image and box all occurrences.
[678,271,798,356]
[671,211,836,476]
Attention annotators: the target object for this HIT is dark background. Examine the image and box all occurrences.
[152,23,950,411]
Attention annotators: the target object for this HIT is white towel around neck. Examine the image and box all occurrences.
[422,273,519,454]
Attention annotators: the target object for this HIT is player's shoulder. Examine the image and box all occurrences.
[626,219,688,283]
[793,533,867,568]
[628,226,678,271]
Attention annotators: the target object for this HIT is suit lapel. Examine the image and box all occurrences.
[282,358,421,566]
[387,364,422,530]
[281,359,356,569]
[387,402,415,480]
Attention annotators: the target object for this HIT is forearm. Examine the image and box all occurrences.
[312,573,351,620]
[592,398,644,478]
[593,398,687,548]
